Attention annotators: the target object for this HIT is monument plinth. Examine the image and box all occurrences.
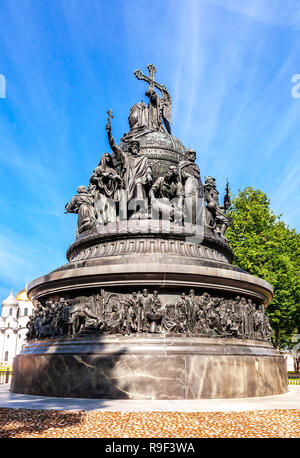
[11,65,288,399]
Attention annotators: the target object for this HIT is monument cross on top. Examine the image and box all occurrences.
[134,64,161,89]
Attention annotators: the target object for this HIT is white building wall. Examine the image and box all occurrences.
[1,327,17,366]
[1,305,18,320]
[284,354,296,372]
[0,294,33,367]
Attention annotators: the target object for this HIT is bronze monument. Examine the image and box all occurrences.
[11,65,288,399]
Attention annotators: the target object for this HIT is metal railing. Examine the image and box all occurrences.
[0,370,12,384]
[288,375,300,385]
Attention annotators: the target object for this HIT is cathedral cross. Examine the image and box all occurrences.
[134,64,163,89]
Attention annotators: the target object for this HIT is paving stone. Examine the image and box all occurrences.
[0,408,299,438]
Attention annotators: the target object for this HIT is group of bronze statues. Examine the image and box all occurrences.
[65,119,231,237]
[52,65,271,346]
[65,65,231,238]
[26,290,273,342]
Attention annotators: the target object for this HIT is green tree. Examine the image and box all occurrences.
[226,187,300,349]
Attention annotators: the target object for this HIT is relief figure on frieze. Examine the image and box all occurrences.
[66,299,84,336]
[130,292,143,333]
[139,289,152,332]
[146,290,164,333]
[175,293,189,333]
[186,289,198,332]
[54,298,68,337]
[105,302,123,334]
[25,315,35,341]
[247,299,255,340]
[27,289,273,343]
[206,298,223,336]
[120,299,137,335]
[162,304,181,333]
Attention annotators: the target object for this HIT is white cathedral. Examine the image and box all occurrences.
[0,285,33,367]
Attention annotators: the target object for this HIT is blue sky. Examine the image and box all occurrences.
[0,0,299,301]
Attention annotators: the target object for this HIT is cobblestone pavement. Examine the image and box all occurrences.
[0,408,299,438]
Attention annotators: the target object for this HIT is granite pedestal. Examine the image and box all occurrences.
[12,335,287,399]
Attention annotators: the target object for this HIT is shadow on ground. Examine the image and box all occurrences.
[0,407,84,438]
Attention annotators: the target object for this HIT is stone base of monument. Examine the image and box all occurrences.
[11,335,288,399]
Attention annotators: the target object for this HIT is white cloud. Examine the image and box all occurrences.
[208,0,300,29]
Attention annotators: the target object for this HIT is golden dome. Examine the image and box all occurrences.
[16,284,30,302]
